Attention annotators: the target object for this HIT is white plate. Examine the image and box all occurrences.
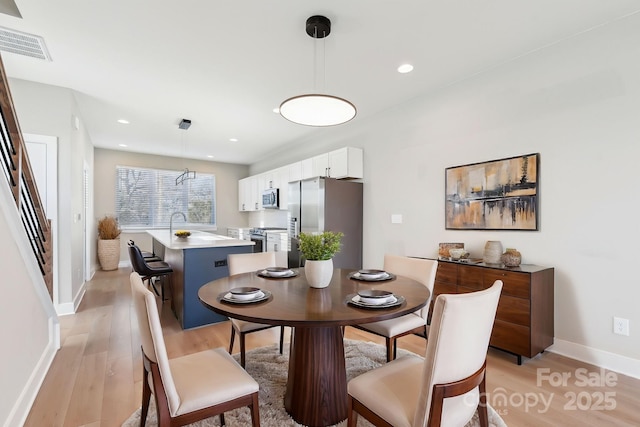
[347,294,405,309]
[221,290,271,304]
[226,290,265,301]
[352,294,397,305]
[352,272,391,280]
[257,269,298,279]
[262,268,294,277]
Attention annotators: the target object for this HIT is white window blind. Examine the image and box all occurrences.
[115,166,216,228]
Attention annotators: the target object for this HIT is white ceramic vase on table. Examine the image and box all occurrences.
[483,241,503,264]
[304,259,333,288]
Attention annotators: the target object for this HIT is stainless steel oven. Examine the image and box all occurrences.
[249,227,287,253]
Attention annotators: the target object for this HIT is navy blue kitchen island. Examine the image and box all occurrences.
[148,230,254,329]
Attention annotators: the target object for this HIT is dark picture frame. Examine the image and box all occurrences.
[445,153,539,230]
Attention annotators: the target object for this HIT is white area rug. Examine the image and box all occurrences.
[122,340,507,427]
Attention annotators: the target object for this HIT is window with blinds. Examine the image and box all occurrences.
[115,166,216,228]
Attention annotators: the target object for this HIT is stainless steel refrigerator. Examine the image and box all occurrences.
[288,177,363,269]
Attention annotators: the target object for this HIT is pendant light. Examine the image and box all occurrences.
[280,15,356,127]
[176,119,196,185]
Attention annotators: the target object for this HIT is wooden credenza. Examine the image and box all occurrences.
[429,259,554,365]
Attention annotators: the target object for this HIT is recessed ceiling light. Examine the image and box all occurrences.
[117,119,130,124]
[207,155,214,159]
[229,138,238,142]
[118,144,128,147]
[397,63,414,74]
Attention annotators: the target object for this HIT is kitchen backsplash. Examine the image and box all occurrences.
[249,209,289,229]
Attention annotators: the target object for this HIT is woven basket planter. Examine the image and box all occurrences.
[98,238,121,271]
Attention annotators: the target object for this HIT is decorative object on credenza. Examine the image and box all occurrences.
[483,240,503,264]
[438,242,464,258]
[449,248,470,260]
[501,248,522,267]
[445,153,539,230]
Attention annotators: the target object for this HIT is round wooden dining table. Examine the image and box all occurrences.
[198,267,430,427]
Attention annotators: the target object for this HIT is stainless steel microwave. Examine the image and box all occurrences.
[262,188,279,209]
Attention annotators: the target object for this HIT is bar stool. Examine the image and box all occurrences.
[128,243,173,301]
[128,240,161,262]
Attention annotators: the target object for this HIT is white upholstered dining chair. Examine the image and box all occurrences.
[347,280,503,427]
[354,254,438,362]
[130,272,260,427]
[227,251,286,368]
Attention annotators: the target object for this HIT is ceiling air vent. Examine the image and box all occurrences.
[0,26,51,61]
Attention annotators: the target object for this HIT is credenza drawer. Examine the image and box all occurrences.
[491,319,531,356]
[458,264,484,290]
[435,262,457,285]
[496,294,530,326]
[433,282,456,296]
[483,269,530,299]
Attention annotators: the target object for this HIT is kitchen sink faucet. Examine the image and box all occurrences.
[170,211,187,237]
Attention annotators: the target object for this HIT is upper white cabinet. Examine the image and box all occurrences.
[302,147,363,179]
[238,176,259,211]
[239,147,363,212]
[299,147,363,180]
[288,162,303,183]
[327,147,363,179]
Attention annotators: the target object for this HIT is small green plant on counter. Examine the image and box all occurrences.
[97,215,121,240]
[299,231,344,261]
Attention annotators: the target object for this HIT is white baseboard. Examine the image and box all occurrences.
[55,281,86,316]
[3,317,59,427]
[548,339,640,379]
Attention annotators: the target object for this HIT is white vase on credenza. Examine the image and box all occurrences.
[483,241,503,264]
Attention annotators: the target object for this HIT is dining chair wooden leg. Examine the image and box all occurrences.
[478,375,489,427]
[229,326,236,354]
[385,337,394,362]
[140,363,151,427]
[279,326,285,354]
[240,332,247,368]
[219,413,226,426]
[347,396,358,427]
[250,392,261,427]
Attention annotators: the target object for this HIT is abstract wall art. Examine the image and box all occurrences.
[445,153,539,230]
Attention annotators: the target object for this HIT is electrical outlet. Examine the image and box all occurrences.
[214,259,227,267]
[613,317,630,336]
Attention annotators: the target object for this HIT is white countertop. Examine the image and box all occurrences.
[147,230,255,250]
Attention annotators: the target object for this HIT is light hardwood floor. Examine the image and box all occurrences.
[25,269,640,426]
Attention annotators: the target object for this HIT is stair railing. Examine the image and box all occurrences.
[0,54,53,299]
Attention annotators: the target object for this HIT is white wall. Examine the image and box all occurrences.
[8,78,92,313]
[253,14,640,375]
[0,149,58,426]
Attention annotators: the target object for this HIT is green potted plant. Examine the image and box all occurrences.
[299,231,343,288]
[97,215,122,271]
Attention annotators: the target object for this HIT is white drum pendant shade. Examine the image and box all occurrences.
[280,94,356,127]
[280,15,356,127]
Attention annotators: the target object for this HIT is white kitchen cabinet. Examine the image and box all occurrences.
[327,147,363,179]
[238,146,363,211]
[238,176,259,211]
[303,147,363,179]
[288,161,302,183]
[275,166,290,210]
[266,232,288,267]
[312,153,330,177]
[300,158,314,179]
